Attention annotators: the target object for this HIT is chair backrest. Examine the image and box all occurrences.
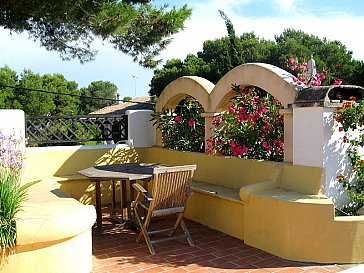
[150,165,196,212]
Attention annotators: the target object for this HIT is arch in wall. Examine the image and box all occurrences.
[155,63,301,162]
[155,76,215,112]
[209,63,300,112]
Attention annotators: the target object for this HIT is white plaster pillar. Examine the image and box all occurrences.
[293,107,324,167]
[125,110,156,147]
[0,109,26,150]
[293,106,357,206]
[280,108,293,163]
[201,112,218,152]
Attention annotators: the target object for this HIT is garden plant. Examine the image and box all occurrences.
[152,97,205,153]
[206,85,284,161]
[335,98,364,215]
[0,131,38,262]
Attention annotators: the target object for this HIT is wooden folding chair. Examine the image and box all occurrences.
[131,165,197,255]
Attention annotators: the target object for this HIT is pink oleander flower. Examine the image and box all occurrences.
[212,117,222,126]
[300,64,307,71]
[238,107,247,114]
[188,118,195,127]
[262,141,272,152]
[262,123,269,132]
[174,116,182,123]
[228,106,236,113]
[278,139,284,148]
[237,113,251,122]
[230,141,244,157]
[242,145,249,154]
[334,78,343,85]
[289,55,295,65]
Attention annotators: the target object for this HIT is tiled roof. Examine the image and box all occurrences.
[89,96,154,115]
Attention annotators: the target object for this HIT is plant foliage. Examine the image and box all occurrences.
[0,131,38,260]
[334,99,364,215]
[206,85,284,161]
[151,97,205,152]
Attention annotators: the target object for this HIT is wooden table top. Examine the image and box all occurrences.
[78,163,163,181]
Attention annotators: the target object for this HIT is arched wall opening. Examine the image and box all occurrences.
[156,63,302,162]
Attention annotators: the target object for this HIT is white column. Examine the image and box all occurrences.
[201,112,218,152]
[125,110,156,147]
[293,107,324,167]
[280,108,293,163]
[293,106,358,206]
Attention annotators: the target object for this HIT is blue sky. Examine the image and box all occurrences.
[0,0,363,99]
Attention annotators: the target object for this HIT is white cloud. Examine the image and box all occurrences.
[273,0,296,14]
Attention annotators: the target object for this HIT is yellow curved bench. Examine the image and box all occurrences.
[1,178,96,273]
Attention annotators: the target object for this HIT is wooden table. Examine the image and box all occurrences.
[78,163,162,230]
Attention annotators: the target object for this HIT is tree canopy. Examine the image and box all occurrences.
[149,13,364,97]
[0,65,118,115]
[0,0,191,68]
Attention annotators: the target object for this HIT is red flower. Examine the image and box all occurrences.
[212,117,222,126]
[188,118,195,127]
[344,102,352,108]
[339,127,343,132]
[349,96,357,101]
[228,106,235,113]
[262,142,271,151]
[174,116,182,123]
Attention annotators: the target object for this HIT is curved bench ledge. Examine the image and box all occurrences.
[192,181,242,204]
[239,180,277,203]
[244,188,364,263]
[16,179,96,245]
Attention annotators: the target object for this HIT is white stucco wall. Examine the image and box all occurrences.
[322,109,352,206]
[0,109,26,150]
[126,110,156,147]
[293,106,361,206]
[293,107,324,167]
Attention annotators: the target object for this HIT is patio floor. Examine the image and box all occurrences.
[92,204,357,273]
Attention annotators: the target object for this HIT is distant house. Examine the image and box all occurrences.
[89,96,154,144]
[89,96,154,115]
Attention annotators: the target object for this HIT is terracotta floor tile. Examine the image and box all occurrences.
[91,205,357,273]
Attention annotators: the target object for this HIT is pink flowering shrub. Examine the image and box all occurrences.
[287,55,341,86]
[206,85,284,161]
[152,97,205,152]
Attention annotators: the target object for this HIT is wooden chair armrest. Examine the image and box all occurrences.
[133,183,153,201]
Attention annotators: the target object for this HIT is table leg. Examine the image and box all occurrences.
[95,180,102,230]
[110,180,121,223]
[121,179,128,222]
[128,181,137,228]
[111,180,116,212]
